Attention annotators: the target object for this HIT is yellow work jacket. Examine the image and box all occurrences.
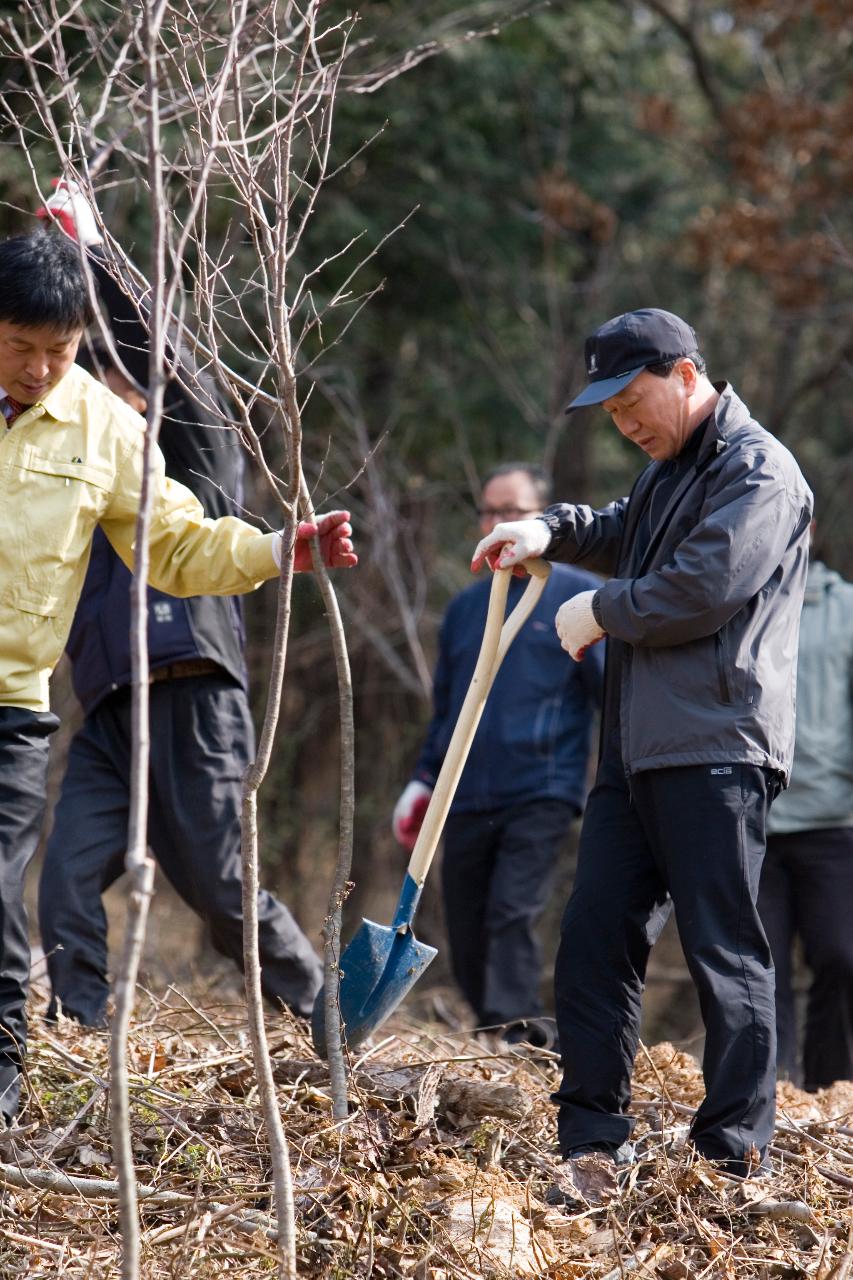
[0,363,278,712]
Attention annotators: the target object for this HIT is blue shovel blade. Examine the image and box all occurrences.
[311,919,437,1059]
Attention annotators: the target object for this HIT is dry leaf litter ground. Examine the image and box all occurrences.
[0,985,850,1278]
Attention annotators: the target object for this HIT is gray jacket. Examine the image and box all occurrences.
[768,561,853,833]
[542,383,812,779]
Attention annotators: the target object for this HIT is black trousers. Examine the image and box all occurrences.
[38,676,322,1026]
[553,763,777,1172]
[0,706,59,1117]
[759,827,853,1090]
[441,799,575,1026]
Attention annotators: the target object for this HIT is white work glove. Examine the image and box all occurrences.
[470,518,552,576]
[555,589,606,661]
[392,780,433,852]
[36,178,103,247]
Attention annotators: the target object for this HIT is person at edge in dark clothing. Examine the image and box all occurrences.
[471,308,812,1186]
[758,522,853,1092]
[30,182,341,1044]
[392,464,603,1050]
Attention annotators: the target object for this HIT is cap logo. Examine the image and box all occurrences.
[567,308,698,413]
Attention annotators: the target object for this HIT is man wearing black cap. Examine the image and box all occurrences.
[472,308,812,1183]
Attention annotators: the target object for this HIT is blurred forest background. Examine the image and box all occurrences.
[1,0,850,1044]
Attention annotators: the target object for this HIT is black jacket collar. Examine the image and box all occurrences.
[622,382,747,574]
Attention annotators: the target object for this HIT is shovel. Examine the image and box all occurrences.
[311,558,552,1058]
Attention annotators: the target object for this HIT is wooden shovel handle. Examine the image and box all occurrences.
[406,558,552,887]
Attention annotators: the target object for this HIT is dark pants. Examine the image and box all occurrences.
[553,763,777,1173]
[759,827,853,1090]
[38,676,322,1027]
[0,706,59,1118]
[441,799,575,1026]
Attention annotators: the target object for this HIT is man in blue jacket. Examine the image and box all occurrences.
[36,186,326,1029]
[473,309,812,1182]
[393,464,603,1048]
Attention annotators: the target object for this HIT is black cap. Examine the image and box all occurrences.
[567,308,699,411]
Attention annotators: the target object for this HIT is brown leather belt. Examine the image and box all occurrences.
[149,658,223,683]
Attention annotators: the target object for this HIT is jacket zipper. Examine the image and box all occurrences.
[716,630,732,704]
[616,474,647,793]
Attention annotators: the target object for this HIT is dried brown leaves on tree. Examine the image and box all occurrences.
[636,2,852,314]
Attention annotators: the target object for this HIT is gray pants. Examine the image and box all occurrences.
[39,675,322,1026]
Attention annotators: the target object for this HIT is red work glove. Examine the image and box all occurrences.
[274,510,358,571]
[392,781,433,852]
[35,178,103,247]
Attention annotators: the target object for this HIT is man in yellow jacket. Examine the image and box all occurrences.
[0,228,356,1122]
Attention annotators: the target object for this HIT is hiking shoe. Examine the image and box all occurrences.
[688,1140,771,1180]
[545,1141,635,1209]
[704,1154,772,1180]
[564,1141,635,1166]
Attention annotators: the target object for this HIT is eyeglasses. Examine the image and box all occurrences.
[477,506,541,520]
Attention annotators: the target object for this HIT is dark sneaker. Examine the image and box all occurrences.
[690,1143,771,1180]
[707,1155,772,1180]
[502,1017,560,1053]
[45,997,108,1030]
[545,1141,635,1209]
